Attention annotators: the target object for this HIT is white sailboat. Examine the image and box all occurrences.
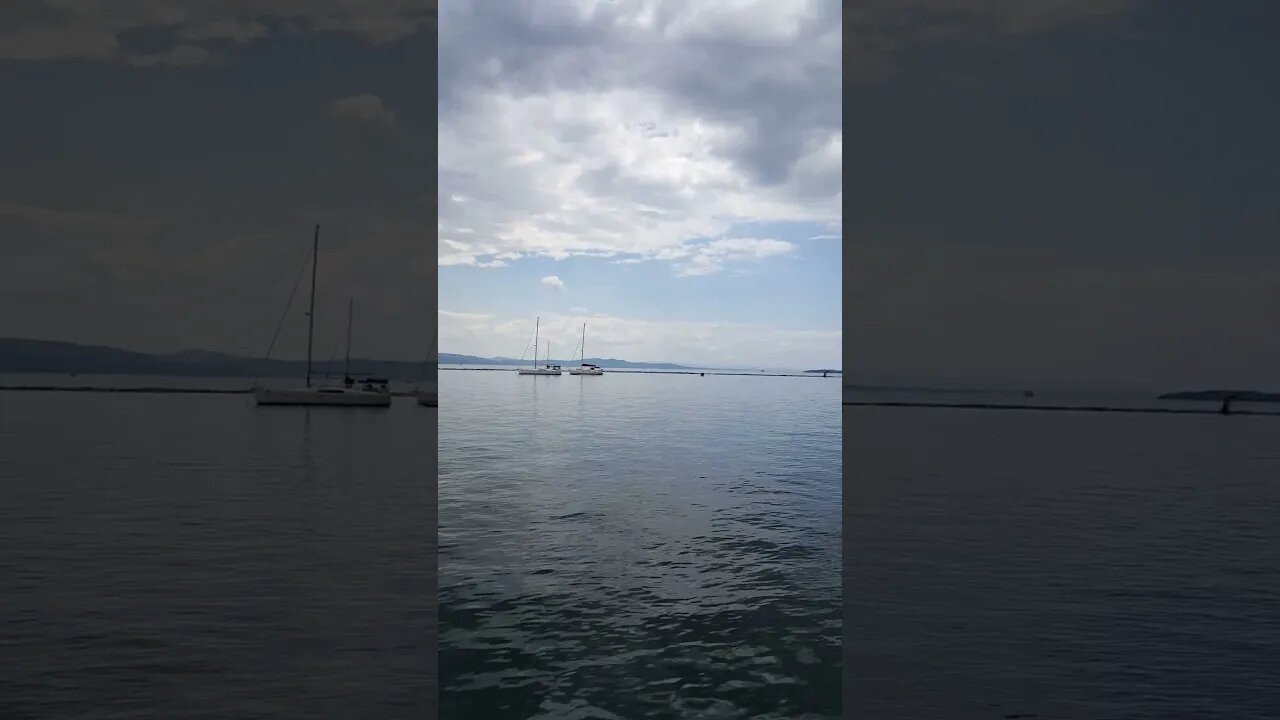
[568,322,603,375]
[254,224,392,407]
[517,316,562,375]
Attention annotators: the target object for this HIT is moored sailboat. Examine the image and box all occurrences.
[568,322,603,375]
[518,316,562,375]
[254,224,392,407]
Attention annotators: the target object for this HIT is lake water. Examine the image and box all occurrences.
[438,369,842,718]
[10,372,1262,718]
[847,402,1280,719]
[0,388,437,718]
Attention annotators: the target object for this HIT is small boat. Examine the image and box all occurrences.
[255,378,391,406]
[415,334,437,407]
[568,322,604,375]
[254,225,392,407]
[518,317,562,375]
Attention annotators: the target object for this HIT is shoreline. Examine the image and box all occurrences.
[0,385,250,394]
[0,385,428,397]
[0,368,831,395]
[844,400,1280,416]
[441,367,830,378]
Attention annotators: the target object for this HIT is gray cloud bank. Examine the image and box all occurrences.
[847,0,1280,390]
[437,1,841,269]
[0,2,435,360]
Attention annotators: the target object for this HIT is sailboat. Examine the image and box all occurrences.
[416,332,437,407]
[254,225,392,407]
[517,316,562,375]
[567,322,603,375]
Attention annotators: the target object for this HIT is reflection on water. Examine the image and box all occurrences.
[0,391,437,718]
[847,405,1280,719]
[439,371,841,719]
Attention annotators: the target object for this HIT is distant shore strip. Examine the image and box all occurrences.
[0,385,419,397]
[0,369,832,395]
[441,367,831,378]
[844,400,1280,416]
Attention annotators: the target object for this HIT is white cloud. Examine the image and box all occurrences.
[540,275,566,291]
[179,19,271,43]
[437,2,841,274]
[127,45,212,67]
[606,236,796,274]
[440,309,840,368]
[329,94,398,131]
[0,202,171,236]
[670,237,796,277]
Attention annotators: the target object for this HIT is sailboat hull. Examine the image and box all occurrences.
[517,368,561,375]
[568,324,602,375]
[416,384,437,406]
[254,387,391,407]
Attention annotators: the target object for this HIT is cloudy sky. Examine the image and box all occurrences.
[0,1,437,363]
[437,2,841,369]
[849,0,1280,391]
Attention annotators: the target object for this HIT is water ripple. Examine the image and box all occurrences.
[440,372,840,719]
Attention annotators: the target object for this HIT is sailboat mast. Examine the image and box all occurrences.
[305,223,319,388]
[344,297,354,378]
[533,316,540,369]
[582,322,587,362]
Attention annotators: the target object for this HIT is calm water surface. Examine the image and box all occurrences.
[438,370,842,719]
[848,404,1280,719]
[0,390,436,718]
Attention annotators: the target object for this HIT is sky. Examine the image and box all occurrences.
[0,1,438,364]
[437,2,841,369]
[848,0,1280,391]
[9,2,1272,385]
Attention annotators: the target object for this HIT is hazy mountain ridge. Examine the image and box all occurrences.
[438,352,701,370]
[0,339,706,378]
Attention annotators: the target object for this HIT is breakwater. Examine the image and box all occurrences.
[843,400,1280,416]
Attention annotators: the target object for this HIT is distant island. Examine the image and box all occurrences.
[804,369,841,374]
[0,338,712,379]
[1160,389,1280,403]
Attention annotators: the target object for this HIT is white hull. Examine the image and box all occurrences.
[415,384,437,406]
[518,368,562,375]
[254,386,391,407]
[568,368,603,375]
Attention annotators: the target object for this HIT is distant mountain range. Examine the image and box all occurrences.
[438,352,700,370]
[0,338,707,379]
